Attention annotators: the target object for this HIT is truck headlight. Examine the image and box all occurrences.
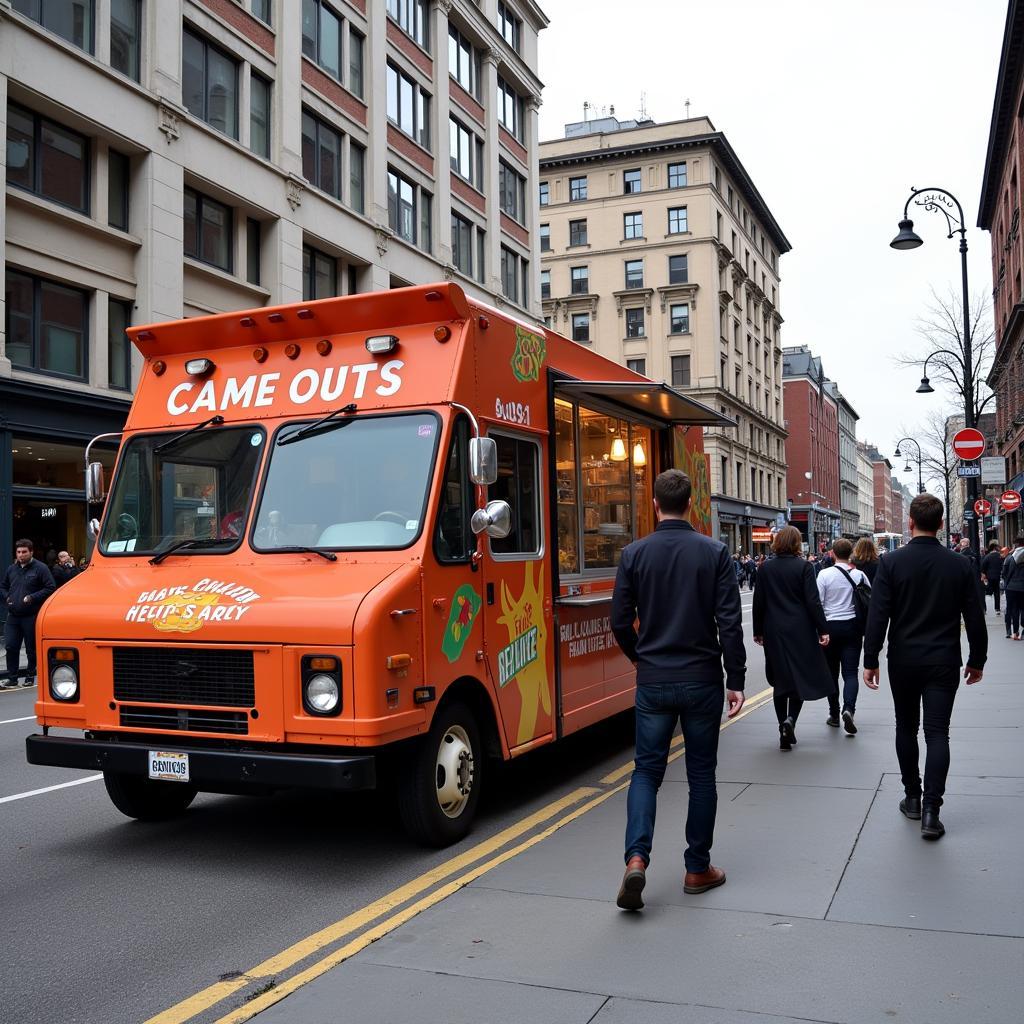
[49,650,80,702]
[301,655,342,716]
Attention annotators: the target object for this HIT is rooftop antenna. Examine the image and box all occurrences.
[583,100,590,120]
[639,91,648,120]
[684,98,691,117]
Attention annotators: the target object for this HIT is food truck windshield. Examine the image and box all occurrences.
[99,410,442,557]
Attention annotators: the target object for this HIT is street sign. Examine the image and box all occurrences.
[952,428,986,461]
[981,456,1007,484]
[1001,489,1022,512]
[963,502,976,521]
[751,527,773,544]
[974,498,992,517]
[957,464,981,478]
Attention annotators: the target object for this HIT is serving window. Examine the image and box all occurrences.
[554,397,653,577]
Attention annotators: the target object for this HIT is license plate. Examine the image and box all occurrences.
[148,750,190,783]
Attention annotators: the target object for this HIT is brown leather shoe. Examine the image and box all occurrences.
[683,865,726,894]
[616,855,647,910]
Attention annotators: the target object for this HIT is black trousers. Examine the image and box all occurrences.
[1006,591,1022,635]
[888,662,960,811]
[825,617,863,715]
[4,614,38,682]
[985,579,1001,613]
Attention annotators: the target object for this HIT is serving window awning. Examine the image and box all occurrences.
[554,381,735,428]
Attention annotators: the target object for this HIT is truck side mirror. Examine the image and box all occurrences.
[468,437,498,485]
[86,462,106,503]
[471,500,512,539]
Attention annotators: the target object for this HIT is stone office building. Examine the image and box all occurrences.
[1,0,546,563]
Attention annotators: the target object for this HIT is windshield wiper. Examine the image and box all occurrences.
[154,415,225,456]
[149,538,227,565]
[277,404,357,447]
[266,545,338,562]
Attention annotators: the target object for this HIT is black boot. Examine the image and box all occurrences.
[921,808,945,840]
[779,717,795,750]
[899,796,921,820]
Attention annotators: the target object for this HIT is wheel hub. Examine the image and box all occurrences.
[435,724,474,818]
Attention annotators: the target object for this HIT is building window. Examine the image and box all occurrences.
[713,165,721,191]
[110,0,140,80]
[624,211,643,239]
[539,224,550,251]
[250,71,271,158]
[246,218,261,285]
[476,229,486,285]
[250,0,272,24]
[569,219,587,247]
[500,246,527,306]
[184,187,233,272]
[301,110,342,199]
[539,180,549,206]
[569,175,587,201]
[182,28,239,138]
[386,0,428,49]
[670,303,690,334]
[448,24,481,98]
[12,0,94,52]
[668,206,688,234]
[497,1,521,51]
[451,212,474,277]
[349,29,364,96]
[624,259,643,289]
[540,269,550,299]
[5,269,88,379]
[387,62,431,148]
[626,308,645,338]
[350,142,365,213]
[108,149,130,231]
[671,355,690,387]
[623,168,641,194]
[570,266,589,294]
[669,254,688,284]
[108,296,132,390]
[497,77,524,142]
[721,456,728,495]
[388,169,431,251]
[6,103,89,214]
[572,313,590,343]
[626,357,646,375]
[303,244,337,300]
[449,116,483,189]
[499,160,526,223]
[668,161,687,188]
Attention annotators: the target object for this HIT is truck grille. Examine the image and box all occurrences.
[119,705,249,735]
[113,647,255,708]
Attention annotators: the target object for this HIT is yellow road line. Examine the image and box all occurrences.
[143,785,598,1024]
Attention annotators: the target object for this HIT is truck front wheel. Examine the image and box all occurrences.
[398,702,482,847]
[103,771,198,821]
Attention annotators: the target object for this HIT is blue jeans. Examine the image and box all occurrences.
[825,617,862,715]
[624,680,723,874]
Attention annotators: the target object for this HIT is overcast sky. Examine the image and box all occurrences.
[537,0,1008,490]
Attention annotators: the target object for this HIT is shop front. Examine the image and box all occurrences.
[713,496,781,555]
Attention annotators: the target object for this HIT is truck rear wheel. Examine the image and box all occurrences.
[103,771,198,821]
[398,701,482,847]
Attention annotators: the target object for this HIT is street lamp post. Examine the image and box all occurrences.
[893,437,925,494]
[891,186,979,556]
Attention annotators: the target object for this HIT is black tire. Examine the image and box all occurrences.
[398,701,483,847]
[103,771,198,821]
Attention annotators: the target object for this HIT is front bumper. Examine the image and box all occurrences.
[25,735,376,791]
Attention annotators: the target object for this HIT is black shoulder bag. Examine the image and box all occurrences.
[836,566,871,632]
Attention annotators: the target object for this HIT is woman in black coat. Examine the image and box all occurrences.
[753,526,832,750]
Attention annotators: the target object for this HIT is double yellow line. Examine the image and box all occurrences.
[147,686,773,1024]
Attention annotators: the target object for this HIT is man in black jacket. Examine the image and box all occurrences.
[863,494,987,840]
[1,539,56,688]
[611,469,745,909]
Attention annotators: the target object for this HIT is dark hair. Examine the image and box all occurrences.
[15,538,33,552]
[654,469,692,515]
[852,537,878,564]
[832,538,853,560]
[988,540,1000,552]
[772,525,803,556]
[909,493,943,533]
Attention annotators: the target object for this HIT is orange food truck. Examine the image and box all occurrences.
[26,283,729,846]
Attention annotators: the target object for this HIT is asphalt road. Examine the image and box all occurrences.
[1,592,761,1024]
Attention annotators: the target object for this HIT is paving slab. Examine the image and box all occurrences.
[357,887,1022,1024]
[252,962,605,1024]
[591,997,837,1024]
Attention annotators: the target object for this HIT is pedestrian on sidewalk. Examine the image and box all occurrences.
[818,538,871,735]
[851,537,880,583]
[752,526,831,751]
[611,469,745,910]
[1,539,56,689]
[863,494,987,840]
[958,536,982,583]
[1002,535,1024,640]
[52,551,80,588]
[980,541,1003,616]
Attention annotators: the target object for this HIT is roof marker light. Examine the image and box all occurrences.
[424,290,443,302]
[284,343,301,360]
[185,358,215,376]
[253,347,268,363]
[434,325,452,343]
[268,312,285,323]
[136,330,155,342]
[366,335,399,355]
[316,339,333,356]
[239,317,256,328]
[297,309,314,320]
[152,360,167,376]
[478,316,490,330]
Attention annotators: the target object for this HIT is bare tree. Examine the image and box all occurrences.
[894,288,995,424]
[899,407,958,542]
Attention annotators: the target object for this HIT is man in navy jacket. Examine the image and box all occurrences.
[1,539,56,688]
[612,469,745,910]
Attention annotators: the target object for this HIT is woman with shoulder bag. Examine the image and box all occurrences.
[1003,536,1024,640]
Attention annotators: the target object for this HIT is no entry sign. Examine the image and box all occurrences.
[974,498,992,517]
[952,428,986,461]
[1001,489,1022,512]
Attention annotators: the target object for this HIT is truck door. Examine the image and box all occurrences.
[480,429,555,751]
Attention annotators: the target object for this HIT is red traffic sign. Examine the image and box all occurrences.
[952,428,986,461]
[1001,489,1022,512]
[974,498,992,517]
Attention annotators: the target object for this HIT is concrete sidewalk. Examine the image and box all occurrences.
[233,621,1024,1023]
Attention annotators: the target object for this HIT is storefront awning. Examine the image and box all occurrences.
[554,381,735,427]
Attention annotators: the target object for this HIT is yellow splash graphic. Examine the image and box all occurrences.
[497,563,551,745]
[152,592,220,633]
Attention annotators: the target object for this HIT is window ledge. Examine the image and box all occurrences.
[664,231,692,239]
[567,242,591,250]
[184,256,271,298]
[620,236,647,245]
[6,187,144,248]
